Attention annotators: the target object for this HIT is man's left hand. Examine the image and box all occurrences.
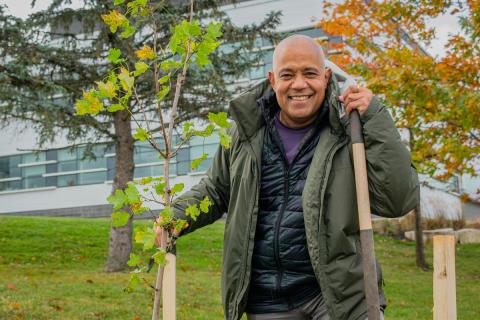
[338,85,373,116]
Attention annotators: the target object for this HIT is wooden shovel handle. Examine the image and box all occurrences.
[350,110,381,320]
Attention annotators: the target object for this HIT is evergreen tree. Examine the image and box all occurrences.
[0,0,280,271]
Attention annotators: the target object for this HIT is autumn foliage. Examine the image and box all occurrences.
[317,0,480,179]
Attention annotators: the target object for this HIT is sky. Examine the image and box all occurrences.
[1,0,463,58]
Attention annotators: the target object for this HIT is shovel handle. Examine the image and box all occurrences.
[350,110,381,320]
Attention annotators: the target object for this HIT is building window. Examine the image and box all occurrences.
[78,171,107,185]
[58,174,77,187]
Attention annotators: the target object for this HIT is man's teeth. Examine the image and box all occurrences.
[290,95,311,101]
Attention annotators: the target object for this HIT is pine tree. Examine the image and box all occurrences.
[0,0,280,271]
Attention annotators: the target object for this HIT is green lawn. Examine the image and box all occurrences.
[0,216,478,319]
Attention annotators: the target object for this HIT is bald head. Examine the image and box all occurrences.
[272,35,326,72]
[267,34,331,128]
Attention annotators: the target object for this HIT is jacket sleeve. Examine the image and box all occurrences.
[360,97,420,218]
[172,135,231,236]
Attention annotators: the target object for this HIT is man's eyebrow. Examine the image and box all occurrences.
[278,68,294,74]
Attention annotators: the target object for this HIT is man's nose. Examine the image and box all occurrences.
[291,75,308,89]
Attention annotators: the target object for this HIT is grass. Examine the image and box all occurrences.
[0,216,479,319]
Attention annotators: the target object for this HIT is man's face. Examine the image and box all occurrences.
[268,43,331,128]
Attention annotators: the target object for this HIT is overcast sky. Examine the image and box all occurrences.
[2,0,462,58]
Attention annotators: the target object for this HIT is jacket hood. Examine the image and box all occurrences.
[228,74,347,141]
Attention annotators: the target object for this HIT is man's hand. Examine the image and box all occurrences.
[338,85,373,116]
[154,218,181,248]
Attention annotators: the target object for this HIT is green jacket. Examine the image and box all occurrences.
[174,75,420,320]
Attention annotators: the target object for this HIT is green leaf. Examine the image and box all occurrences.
[124,274,140,293]
[102,10,128,33]
[158,74,171,85]
[156,85,170,102]
[171,183,184,196]
[96,80,117,99]
[112,211,131,227]
[188,20,202,37]
[118,67,134,92]
[133,128,150,141]
[191,153,208,170]
[107,103,124,112]
[134,61,149,76]
[195,124,214,137]
[208,112,230,128]
[75,90,105,115]
[139,176,153,185]
[206,21,223,40]
[219,128,232,149]
[185,204,200,221]
[173,219,188,232]
[125,182,140,204]
[107,189,128,210]
[155,182,166,195]
[160,59,182,71]
[152,249,166,266]
[114,0,125,5]
[159,206,173,224]
[134,227,157,250]
[199,196,212,213]
[182,122,194,137]
[107,48,124,64]
[121,24,136,38]
[127,253,141,267]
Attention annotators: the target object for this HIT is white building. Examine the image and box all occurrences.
[1,0,478,219]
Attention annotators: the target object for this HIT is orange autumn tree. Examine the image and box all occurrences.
[317,0,480,270]
[317,0,479,179]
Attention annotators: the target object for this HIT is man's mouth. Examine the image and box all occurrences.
[288,94,313,101]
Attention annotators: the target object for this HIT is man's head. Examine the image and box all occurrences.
[268,35,331,128]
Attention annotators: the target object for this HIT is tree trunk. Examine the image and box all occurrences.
[105,109,135,272]
[415,203,428,270]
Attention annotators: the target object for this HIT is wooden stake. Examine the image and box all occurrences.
[163,253,176,320]
[433,235,457,320]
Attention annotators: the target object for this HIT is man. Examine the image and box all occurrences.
[168,35,420,320]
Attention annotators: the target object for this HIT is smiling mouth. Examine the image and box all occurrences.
[288,94,313,101]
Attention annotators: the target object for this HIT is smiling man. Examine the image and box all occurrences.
[168,35,420,320]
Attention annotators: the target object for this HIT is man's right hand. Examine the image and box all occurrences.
[154,218,181,248]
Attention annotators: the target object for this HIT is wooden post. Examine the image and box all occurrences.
[163,253,176,320]
[433,235,457,320]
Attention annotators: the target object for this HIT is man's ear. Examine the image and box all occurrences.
[325,68,332,82]
[268,71,276,90]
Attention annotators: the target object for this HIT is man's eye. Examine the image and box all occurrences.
[281,74,292,79]
[305,72,318,77]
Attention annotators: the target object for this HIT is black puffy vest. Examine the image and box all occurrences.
[246,94,327,314]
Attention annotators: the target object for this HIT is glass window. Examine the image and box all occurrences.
[24,176,45,189]
[46,163,57,174]
[250,65,265,80]
[58,148,77,161]
[23,165,46,177]
[177,161,190,176]
[0,157,8,179]
[190,134,219,146]
[0,180,21,191]
[107,157,115,180]
[79,157,106,170]
[177,148,189,162]
[58,160,77,172]
[190,144,218,160]
[22,152,46,164]
[10,155,21,167]
[78,171,107,185]
[58,174,77,187]
[46,150,57,161]
[9,166,21,177]
[0,182,6,191]
[191,158,213,173]
[46,176,57,187]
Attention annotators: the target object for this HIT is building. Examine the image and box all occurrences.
[1,0,478,219]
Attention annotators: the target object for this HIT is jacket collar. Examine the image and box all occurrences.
[228,74,346,141]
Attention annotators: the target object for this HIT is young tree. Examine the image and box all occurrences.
[317,0,480,270]
[0,0,280,272]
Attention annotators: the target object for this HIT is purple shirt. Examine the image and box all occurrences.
[274,113,315,164]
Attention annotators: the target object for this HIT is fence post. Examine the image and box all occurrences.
[433,235,457,320]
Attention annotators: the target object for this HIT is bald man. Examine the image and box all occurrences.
[169,35,419,320]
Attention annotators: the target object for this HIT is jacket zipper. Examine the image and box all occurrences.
[273,166,289,299]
